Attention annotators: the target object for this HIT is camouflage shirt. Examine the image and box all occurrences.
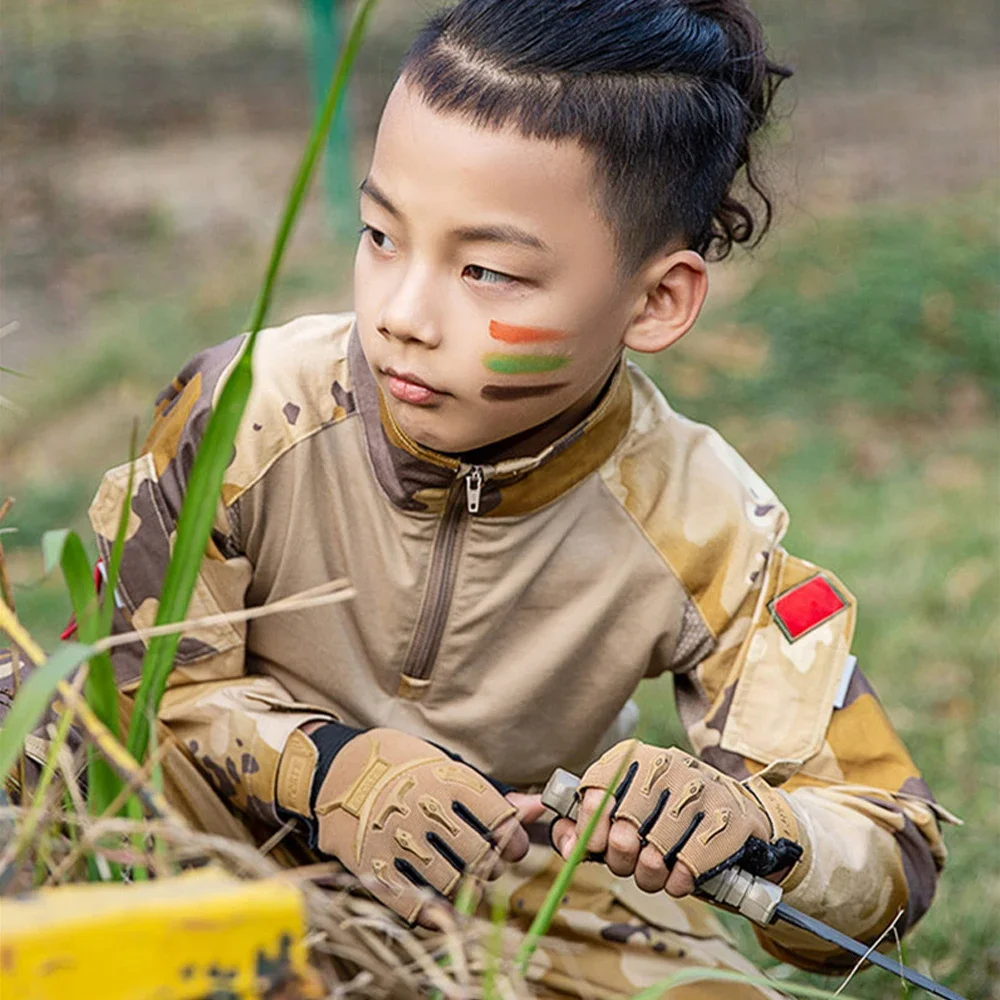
[87,313,951,968]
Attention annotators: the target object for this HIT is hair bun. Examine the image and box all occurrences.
[678,0,791,123]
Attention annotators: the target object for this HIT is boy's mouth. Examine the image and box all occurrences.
[382,367,447,406]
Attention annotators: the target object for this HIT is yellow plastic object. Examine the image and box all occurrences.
[0,869,322,999]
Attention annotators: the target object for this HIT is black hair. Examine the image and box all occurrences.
[401,0,791,273]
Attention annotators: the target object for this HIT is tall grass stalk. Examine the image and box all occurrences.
[47,530,124,821]
[124,0,380,767]
[515,761,626,975]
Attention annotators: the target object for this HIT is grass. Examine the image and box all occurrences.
[635,423,998,999]
[635,193,999,999]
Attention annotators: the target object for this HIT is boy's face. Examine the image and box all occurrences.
[354,80,644,455]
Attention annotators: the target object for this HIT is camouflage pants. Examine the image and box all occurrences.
[487,844,783,1000]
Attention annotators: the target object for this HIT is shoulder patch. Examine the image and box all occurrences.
[719,551,857,769]
[769,574,848,643]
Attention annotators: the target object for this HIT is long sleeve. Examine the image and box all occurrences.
[88,338,334,827]
[673,546,953,971]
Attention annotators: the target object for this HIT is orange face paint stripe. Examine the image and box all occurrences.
[488,320,570,344]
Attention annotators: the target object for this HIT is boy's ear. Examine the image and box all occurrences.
[622,250,708,354]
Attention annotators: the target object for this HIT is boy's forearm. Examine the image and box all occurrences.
[756,786,944,970]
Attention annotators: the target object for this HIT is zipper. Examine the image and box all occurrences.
[465,466,484,514]
[399,465,486,689]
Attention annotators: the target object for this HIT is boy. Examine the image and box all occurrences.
[87,0,949,994]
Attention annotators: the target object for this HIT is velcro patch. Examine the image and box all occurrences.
[769,574,848,642]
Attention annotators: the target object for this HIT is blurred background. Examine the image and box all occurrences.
[1,1,997,996]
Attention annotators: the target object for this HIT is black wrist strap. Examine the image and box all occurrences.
[307,721,367,813]
[277,723,513,850]
[275,721,366,843]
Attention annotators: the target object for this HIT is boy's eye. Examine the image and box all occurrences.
[463,263,517,286]
[359,224,396,252]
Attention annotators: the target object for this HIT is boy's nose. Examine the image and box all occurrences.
[377,267,442,349]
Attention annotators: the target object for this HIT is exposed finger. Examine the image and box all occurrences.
[634,843,668,893]
[459,837,505,883]
[605,818,641,877]
[507,791,548,825]
[665,859,696,898]
[551,817,576,858]
[495,815,529,864]
[577,787,612,854]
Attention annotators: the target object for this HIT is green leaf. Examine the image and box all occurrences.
[98,424,138,639]
[84,435,137,825]
[41,529,70,577]
[0,643,95,781]
[57,531,99,639]
[126,356,253,763]
[125,0,381,766]
[46,529,124,820]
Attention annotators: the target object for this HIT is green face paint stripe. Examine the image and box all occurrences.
[482,353,570,374]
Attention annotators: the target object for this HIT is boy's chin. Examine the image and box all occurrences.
[388,406,473,454]
[392,405,516,457]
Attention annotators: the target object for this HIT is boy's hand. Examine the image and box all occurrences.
[550,741,802,897]
[276,724,531,924]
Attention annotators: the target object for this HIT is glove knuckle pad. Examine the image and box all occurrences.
[580,741,776,883]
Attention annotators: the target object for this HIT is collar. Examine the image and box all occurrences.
[347,326,632,517]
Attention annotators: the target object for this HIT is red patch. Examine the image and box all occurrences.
[770,574,847,642]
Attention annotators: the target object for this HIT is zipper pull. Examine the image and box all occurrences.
[465,466,484,514]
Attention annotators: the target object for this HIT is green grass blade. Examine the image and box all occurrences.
[124,357,252,763]
[48,531,97,634]
[0,642,95,781]
[46,530,124,819]
[98,423,138,639]
[87,433,138,819]
[246,0,380,335]
[515,761,627,974]
[482,889,507,1000]
[125,0,380,766]
[41,529,71,577]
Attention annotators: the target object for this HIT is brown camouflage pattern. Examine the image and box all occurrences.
[78,312,952,981]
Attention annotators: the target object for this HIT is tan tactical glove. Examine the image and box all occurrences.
[552,741,803,896]
[275,723,522,923]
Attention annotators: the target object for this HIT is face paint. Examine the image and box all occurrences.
[480,382,570,401]
[482,353,570,375]
[488,320,570,345]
